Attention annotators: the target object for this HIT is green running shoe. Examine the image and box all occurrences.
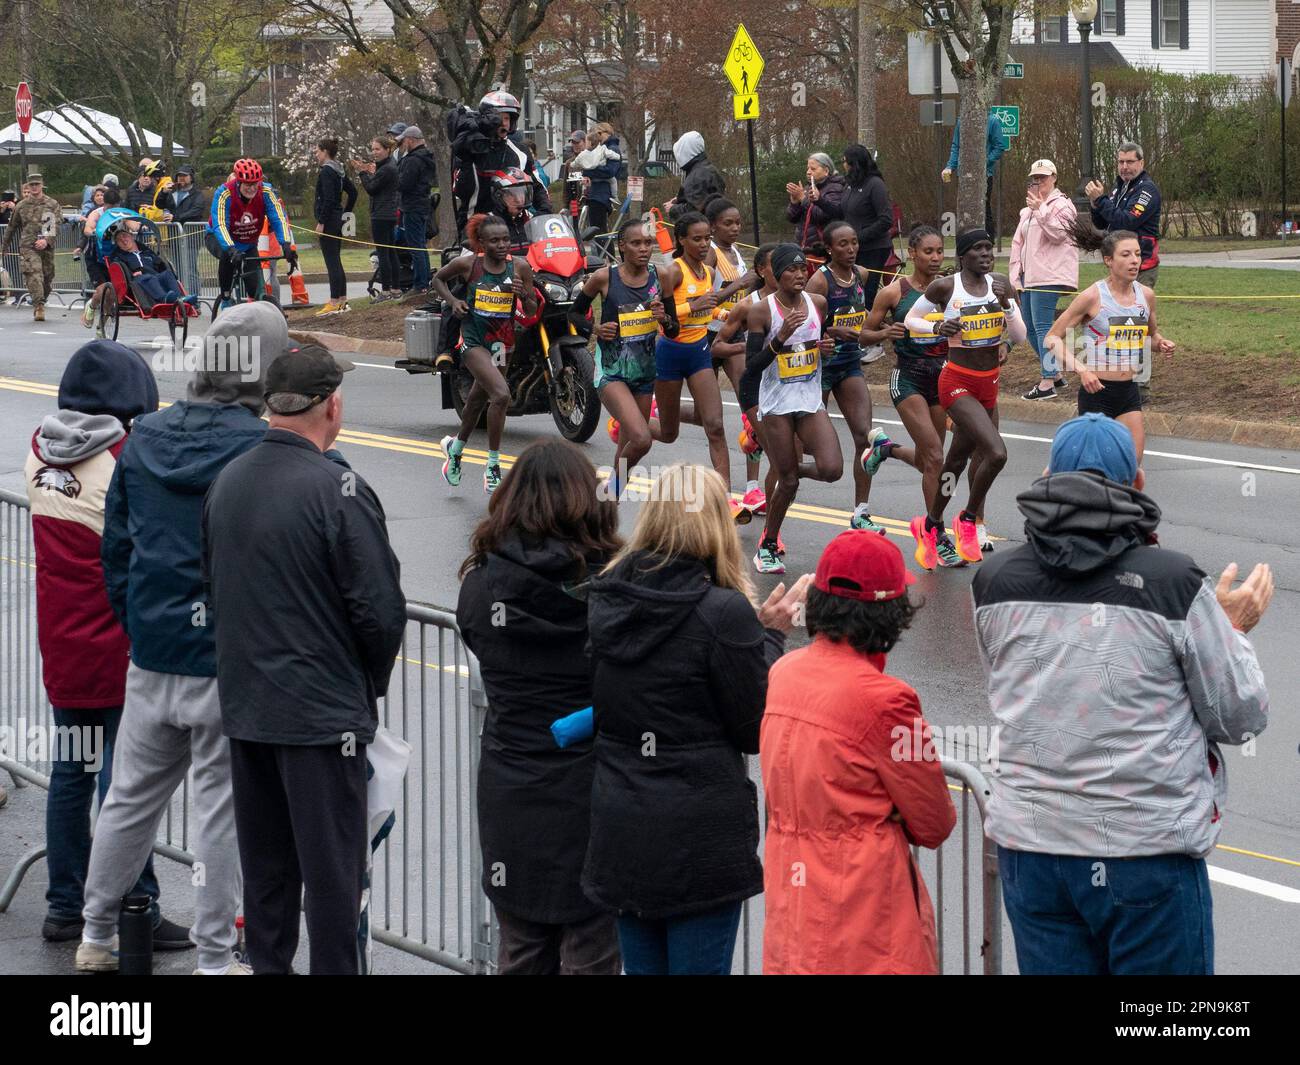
[860,427,894,477]
[440,435,462,487]
[850,510,886,534]
[936,534,968,568]
[483,464,502,493]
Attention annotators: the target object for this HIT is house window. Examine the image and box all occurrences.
[1099,0,1119,33]
[1159,0,1181,47]
[1039,18,1062,42]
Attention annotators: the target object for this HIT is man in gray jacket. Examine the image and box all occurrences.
[971,413,1272,975]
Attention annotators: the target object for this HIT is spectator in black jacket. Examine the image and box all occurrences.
[202,344,406,975]
[456,439,624,975]
[582,464,810,975]
[819,144,893,307]
[354,135,401,299]
[123,161,173,219]
[1086,141,1162,287]
[313,138,358,312]
[666,131,725,221]
[169,165,207,295]
[451,106,552,237]
[784,152,847,259]
[397,126,438,291]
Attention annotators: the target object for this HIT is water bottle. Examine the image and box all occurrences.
[118,894,153,975]
[234,915,248,966]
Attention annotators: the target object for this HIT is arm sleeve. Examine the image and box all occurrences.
[1002,297,1026,343]
[705,592,785,754]
[329,481,407,700]
[904,295,942,336]
[100,457,132,633]
[1177,577,1269,745]
[745,322,779,374]
[869,689,957,849]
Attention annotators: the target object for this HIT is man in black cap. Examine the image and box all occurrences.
[168,165,207,295]
[202,344,406,975]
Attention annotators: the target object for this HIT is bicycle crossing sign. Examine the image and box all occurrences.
[725,24,764,96]
[991,104,1020,138]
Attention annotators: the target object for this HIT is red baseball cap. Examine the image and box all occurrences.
[813,530,916,602]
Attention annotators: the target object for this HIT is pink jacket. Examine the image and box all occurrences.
[1008,189,1078,290]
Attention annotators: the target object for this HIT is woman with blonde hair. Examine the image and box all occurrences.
[582,464,809,975]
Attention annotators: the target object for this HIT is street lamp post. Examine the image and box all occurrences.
[1073,1,1098,205]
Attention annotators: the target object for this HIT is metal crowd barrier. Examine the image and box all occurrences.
[0,488,999,974]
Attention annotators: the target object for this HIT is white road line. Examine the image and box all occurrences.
[719,399,1300,476]
[1208,864,1300,903]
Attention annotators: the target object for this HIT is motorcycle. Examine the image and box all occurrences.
[400,212,603,443]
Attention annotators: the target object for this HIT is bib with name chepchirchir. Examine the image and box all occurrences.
[617,303,658,339]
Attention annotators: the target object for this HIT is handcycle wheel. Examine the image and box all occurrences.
[168,303,189,348]
[99,287,119,340]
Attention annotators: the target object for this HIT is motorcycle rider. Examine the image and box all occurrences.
[452,90,551,237]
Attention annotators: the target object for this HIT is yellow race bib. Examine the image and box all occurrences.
[1107,316,1148,355]
[617,304,658,339]
[907,311,946,343]
[958,303,1004,347]
[777,343,819,381]
[832,309,866,334]
[473,285,514,318]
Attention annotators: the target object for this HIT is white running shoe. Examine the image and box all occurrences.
[860,344,887,365]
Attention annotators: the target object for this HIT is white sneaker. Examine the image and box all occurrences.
[194,960,253,975]
[977,523,995,551]
[75,937,119,972]
[860,344,887,365]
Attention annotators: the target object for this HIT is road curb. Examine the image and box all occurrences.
[288,331,1300,451]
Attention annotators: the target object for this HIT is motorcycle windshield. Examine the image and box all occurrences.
[525,214,584,279]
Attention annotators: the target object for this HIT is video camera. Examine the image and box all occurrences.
[448,103,506,160]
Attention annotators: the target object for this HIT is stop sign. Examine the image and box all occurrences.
[15,82,33,135]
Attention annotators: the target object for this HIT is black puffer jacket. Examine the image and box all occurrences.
[314,160,357,229]
[457,533,608,924]
[581,551,784,919]
[359,156,399,223]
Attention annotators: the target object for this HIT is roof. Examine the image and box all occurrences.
[1008,41,1131,69]
[263,0,395,40]
[0,105,188,158]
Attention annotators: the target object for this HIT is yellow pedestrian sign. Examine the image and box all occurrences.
[725,24,764,96]
[734,93,760,121]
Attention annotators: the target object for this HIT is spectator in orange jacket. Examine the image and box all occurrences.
[760,530,956,974]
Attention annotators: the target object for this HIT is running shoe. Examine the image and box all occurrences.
[753,543,786,574]
[850,511,887,535]
[910,516,938,571]
[742,487,766,515]
[758,528,787,556]
[484,464,502,494]
[1020,385,1058,401]
[977,523,995,553]
[953,513,983,564]
[607,416,620,444]
[80,301,96,328]
[936,534,968,568]
[440,436,462,487]
[860,343,887,365]
[315,301,341,316]
[729,497,753,526]
[860,428,893,476]
[738,413,763,458]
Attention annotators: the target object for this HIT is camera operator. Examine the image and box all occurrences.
[452,90,551,237]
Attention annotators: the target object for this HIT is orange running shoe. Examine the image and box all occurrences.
[738,413,762,457]
[729,497,753,526]
[952,512,984,564]
[910,516,938,571]
[607,417,620,444]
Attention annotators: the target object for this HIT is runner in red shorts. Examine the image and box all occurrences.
[903,229,1025,566]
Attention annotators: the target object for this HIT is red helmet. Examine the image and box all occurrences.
[233,158,263,184]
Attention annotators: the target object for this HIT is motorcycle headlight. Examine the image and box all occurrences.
[543,281,568,303]
[571,279,587,298]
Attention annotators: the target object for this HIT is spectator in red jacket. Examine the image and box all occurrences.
[24,340,172,944]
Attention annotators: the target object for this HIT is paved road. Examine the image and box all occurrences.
[1,306,1297,974]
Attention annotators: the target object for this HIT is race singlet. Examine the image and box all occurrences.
[777,341,819,382]
[473,283,514,319]
[1107,315,1148,365]
[617,303,658,339]
[958,302,1005,347]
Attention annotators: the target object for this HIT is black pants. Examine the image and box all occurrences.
[203,232,263,298]
[319,222,347,300]
[372,220,400,291]
[494,906,622,975]
[229,738,368,975]
[584,200,610,236]
[856,246,893,311]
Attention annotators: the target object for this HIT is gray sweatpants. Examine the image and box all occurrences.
[82,663,241,970]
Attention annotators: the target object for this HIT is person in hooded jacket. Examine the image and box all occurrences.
[972,414,1272,975]
[582,464,810,975]
[665,131,726,222]
[26,340,165,945]
[77,302,289,976]
[313,137,358,313]
[456,439,623,974]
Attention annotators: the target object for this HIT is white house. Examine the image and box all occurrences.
[1011,0,1279,79]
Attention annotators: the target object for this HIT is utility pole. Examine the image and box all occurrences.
[857,0,877,146]
[18,0,32,181]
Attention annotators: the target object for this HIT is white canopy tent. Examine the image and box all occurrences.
[0,105,187,159]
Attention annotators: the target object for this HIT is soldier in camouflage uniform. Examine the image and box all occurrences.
[1,173,61,320]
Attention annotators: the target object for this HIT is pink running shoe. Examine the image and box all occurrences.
[607,417,619,444]
[910,516,938,571]
[742,487,766,515]
[952,512,984,564]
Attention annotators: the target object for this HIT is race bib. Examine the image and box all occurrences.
[680,304,713,328]
[473,284,514,319]
[907,311,946,348]
[617,303,658,339]
[777,342,819,382]
[1107,315,1148,357]
[832,308,866,334]
[958,303,1004,347]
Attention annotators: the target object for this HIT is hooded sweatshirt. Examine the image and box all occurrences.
[669,131,726,221]
[26,341,159,707]
[314,157,357,229]
[102,302,281,676]
[971,472,1269,860]
[581,551,783,919]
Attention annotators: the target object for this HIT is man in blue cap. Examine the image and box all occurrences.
[970,413,1273,975]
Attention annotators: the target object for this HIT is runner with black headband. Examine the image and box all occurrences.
[1047,228,1174,473]
[573,216,674,497]
[903,229,1025,567]
[745,243,841,574]
[859,224,965,567]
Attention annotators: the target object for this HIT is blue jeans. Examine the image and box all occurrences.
[46,706,159,921]
[998,847,1213,975]
[616,901,744,975]
[1019,287,1063,379]
[401,212,430,289]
